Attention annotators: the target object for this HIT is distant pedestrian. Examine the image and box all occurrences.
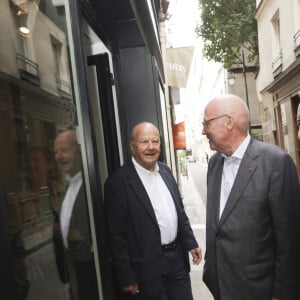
[104,122,202,300]
[202,94,300,300]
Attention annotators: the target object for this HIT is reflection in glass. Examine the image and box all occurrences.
[53,130,99,300]
[0,1,98,299]
[11,0,39,37]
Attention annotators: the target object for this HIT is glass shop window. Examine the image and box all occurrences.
[0,1,99,299]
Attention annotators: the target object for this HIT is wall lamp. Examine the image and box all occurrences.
[18,13,31,36]
[11,0,39,37]
[227,71,235,86]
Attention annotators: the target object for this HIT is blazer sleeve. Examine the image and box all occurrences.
[175,183,199,251]
[269,152,300,298]
[159,163,199,251]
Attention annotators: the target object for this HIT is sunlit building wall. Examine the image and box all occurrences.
[255,0,300,175]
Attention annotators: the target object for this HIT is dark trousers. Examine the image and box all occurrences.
[74,261,99,300]
[124,243,193,300]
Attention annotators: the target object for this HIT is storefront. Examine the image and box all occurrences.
[263,60,300,177]
[0,0,170,299]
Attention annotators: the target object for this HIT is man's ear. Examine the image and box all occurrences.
[129,142,134,154]
[226,116,233,130]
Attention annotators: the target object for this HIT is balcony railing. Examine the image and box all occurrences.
[272,52,282,78]
[56,77,71,94]
[16,53,40,85]
[294,29,300,57]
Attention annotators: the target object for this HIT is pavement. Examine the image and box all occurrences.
[179,164,214,300]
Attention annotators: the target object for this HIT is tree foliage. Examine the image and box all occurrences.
[196,0,258,68]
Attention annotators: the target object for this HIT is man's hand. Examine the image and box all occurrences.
[122,283,140,296]
[190,247,202,265]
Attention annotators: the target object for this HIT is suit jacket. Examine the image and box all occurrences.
[67,185,93,261]
[203,138,300,300]
[54,184,98,300]
[104,159,198,299]
[0,182,17,300]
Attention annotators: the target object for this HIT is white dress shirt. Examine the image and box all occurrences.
[60,171,82,248]
[219,135,250,218]
[132,157,178,245]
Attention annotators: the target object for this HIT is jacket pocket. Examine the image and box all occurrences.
[246,261,273,280]
[130,257,144,263]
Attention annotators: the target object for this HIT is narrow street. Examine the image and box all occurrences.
[180,161,213,300]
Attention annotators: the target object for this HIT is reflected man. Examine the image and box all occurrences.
[297,103,300,141]
[54,129,98,300]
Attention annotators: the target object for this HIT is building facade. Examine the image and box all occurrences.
[0,0,173,299]
[226,47,263,141]
[255,0,300,175]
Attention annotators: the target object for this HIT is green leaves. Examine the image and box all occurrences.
[196,0,258,68]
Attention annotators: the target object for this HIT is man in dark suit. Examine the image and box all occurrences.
[104,122,202,300]
[202,94,300,300]
[54,129,98,300]
[297,103,300,140]
[0,181,17,299]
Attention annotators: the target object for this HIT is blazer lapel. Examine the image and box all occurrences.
[219,140,258,225]
[211,156,224,225]
[126,161,159,226]
[207,154,224,227]
[158,165,178,204]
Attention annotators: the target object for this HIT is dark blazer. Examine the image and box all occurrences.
[0,182,17,300]
[67,185,94,261]
[203,138,300,300]
[104,159,198,299]
[54,184,98,300]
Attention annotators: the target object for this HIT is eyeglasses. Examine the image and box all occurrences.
[202,114,229,127]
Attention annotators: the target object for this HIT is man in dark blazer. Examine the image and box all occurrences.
[297,103,300,140]
[104,122,202,300]
[0,181,17,299]
[54,129,98,300]
[202,94,300,300]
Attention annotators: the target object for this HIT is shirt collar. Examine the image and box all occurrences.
[65,171,82,184]
[222,134,250,160]
[132,156,159,175]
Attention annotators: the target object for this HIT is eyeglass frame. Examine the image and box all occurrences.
[202,114,230,128]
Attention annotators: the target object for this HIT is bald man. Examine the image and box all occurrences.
[54,130,98,300]
[104,122,201,300]
[202,95,300,300]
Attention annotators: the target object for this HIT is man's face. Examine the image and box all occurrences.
[202,107,229,153]
[54,131,81,176]
[130,124,161,171]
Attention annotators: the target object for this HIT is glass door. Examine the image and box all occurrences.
[0,1,100,299]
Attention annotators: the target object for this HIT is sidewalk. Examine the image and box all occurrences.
[179,169,213,300]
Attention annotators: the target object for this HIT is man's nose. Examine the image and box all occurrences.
[147,141,154,148]
[55,150,62,160]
